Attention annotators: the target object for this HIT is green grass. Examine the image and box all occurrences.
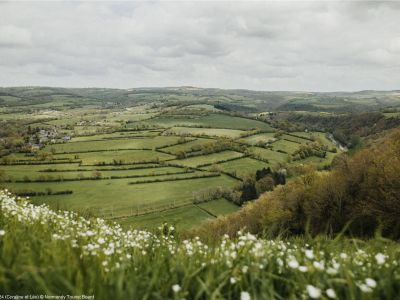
[0,166,184,181]
[160,138,213,154]
[204,157,270,179]
[6,173,238,220]
[383,112,400,118]
[197,198,239,216]
[148,113,274,131]
[238,132,276,145]
[164,126,246,138]
[249,147,289,165]
[290,131,334,147]
[169,151,243,167]
[53,149,174,164]
[292,152,338,168]
[44,136,181,153]
[70,130,161,142]
[1,190,399,300]
[119,204,213,230]
[281,134,311,144]
[271,139,300,154]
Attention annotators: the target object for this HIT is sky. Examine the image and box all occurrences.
[0,1,399,91]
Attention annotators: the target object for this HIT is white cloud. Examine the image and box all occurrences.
[0,25,31,47]
[0,1,399,91]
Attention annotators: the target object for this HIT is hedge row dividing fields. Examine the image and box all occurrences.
[13,170,195,183]
[0,110,342,229]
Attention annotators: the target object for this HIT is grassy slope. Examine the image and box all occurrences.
[0,191,399,300]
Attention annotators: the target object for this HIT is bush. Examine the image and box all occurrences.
[190,129,400,240]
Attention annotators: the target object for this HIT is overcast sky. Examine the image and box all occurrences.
[0,1,399,91]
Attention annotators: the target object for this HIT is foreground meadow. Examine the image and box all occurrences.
[1,190,399,299]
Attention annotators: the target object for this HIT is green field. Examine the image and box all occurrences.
[0,92,342,229]
[238,132,276,145]
[163,126,246,138]
[118,204,213,230]
[169,151,244,167]
[44,136,180,153]
[204,157,270,179]
[5,173,237,222]
[271,139,300,154]
[160,138,213,154]
[197,198,239,216]
[147,114,274,131]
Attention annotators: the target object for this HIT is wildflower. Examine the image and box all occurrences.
[277,258,283,266]
[327,267,338,275]
[242,265,248,273]
[305,249,314,259]
[326,288,336,299]
[375,253,386,265]
[230,277,237,284]
[365,278,377,288]
[313,261,324,270]
[298,266,308,272]
[172,284,181,293]
[97,237,105,244]
[288,258,299,269]
[240,291,251,300]
[0,229,5,236]
[359,284,373,293]
[306,285,321,299]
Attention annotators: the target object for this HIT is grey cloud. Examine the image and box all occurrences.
[0,25,31,47]
[0,1,399,91]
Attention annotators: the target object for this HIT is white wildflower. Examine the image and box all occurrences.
[172,284,181,293]
[365,278,377,288]
[305,249,314,259]
[298,266,308,272]
[375,253,386,265]
[240,291,251,300]
[313,261,325,270]
[327,267,338,275]
[288,258,299,269]
[306,285,321,299]
[326,288,336,299]
[230,277,237,284]
[359,284,372,293]
[0,229,5,236]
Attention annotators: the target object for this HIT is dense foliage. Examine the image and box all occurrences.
[190,129,400,241]
[273,112,400,148]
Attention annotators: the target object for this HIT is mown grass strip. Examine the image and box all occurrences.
[128,173,220,185]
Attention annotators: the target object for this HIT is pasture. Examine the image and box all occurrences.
[204,157,270,179]
[0,101,341,230]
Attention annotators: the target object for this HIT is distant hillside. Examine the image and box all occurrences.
[1,86,400,112]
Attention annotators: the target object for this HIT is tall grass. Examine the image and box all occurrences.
[0,190,399,299]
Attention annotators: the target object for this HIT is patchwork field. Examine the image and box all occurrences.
[163,126,246,138]
[238,132,276,145]
[0,103,341,230]
[204,157,270,179]
[146,114,275,131]
[169,150,244,167]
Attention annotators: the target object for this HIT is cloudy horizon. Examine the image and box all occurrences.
[0,1,399,92]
